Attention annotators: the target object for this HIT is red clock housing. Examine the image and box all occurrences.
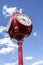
[6,12,32,41]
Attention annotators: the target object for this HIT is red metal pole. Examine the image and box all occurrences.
[18,40,23,65]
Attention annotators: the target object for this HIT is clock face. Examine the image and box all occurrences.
[17,13,32,26]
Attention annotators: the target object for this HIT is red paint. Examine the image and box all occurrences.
[18,41,23,65]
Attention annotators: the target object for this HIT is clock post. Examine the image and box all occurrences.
[18,40,23,65]
[6,12,32,65]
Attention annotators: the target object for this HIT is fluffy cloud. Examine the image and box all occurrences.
[0,47,14,54]
[0,25,17,54]
[0,37,17,47]
[33,32,37,37]
[24,56,34,60]
[0,37,18,54]
[32,60,43,65]
[3,5,23,17]
[0,26,6,33]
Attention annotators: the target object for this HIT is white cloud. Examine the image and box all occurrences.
[0,25,17,54]
[5,60,18,65]
[3,5,23,17]
[0,37,17,47]
[0,26,6,33]
[33,32,37,37]
[0,26,9,37]
[0,37,18,54]
[24,56,34,60]
[32,60,43,65]
[0,47,14,54]
[5,63,16,65]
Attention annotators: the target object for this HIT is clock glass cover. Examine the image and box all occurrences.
[17,13,32,26]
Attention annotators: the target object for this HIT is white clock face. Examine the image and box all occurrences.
[17,13,32,26]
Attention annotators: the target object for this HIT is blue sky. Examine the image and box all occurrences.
[0,0,43,65]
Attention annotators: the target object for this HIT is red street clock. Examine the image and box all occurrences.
[6,12,32,41]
